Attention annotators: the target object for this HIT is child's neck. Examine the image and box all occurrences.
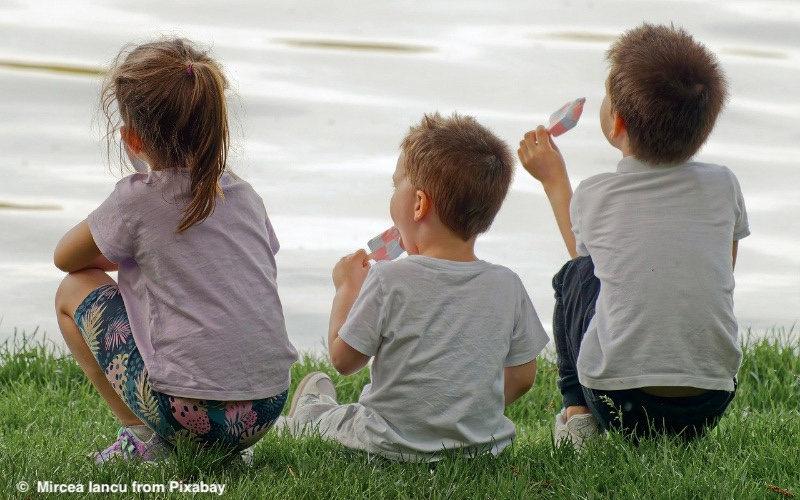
[415,228,478,262]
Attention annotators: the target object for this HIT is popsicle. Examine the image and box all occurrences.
[547,97,585,136]
[367,227,404,261]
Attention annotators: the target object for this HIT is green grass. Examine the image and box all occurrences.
[1,327,798,499]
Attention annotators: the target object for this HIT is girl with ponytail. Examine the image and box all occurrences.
[54,38,297,463]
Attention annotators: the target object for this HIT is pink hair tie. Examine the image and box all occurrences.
[187,63,194,77]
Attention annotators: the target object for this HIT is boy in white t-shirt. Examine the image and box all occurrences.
[283,112,550,461]
[518,23,749,447]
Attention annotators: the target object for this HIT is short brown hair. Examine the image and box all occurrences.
[606,23,728,164]
[101,38,230,232]
[400,113,513,241]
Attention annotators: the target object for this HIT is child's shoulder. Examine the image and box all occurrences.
[378,255,514,273]
[679,161,744,193]
[580,158,738,187]
[375,257,524,288]
[686,160,738,178]
[110,171,164,198]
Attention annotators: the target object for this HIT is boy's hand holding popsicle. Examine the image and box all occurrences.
[332,249,371,294]
[518,97,584,186]
[333,226,405,295]
[334,223,407,304]
[517,98,585,258]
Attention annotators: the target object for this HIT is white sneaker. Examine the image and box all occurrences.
[288,371,338,413]
[554,408,599,450]
[239,446,254,466]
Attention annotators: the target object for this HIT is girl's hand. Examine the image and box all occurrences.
[518,125,569,189]
[332,249,371,292]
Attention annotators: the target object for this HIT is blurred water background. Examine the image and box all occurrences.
[1,0,798,353]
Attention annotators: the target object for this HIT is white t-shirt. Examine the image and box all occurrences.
[336,255,550,460]
[88,169,298,400]
[572,157,750,392]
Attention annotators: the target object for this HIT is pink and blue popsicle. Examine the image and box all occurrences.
[547,97,585,136]
[367,227,404,261]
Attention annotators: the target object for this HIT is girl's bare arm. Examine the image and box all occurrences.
[54,219,118,272]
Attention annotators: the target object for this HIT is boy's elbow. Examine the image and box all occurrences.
[328,339,369,376]
[504,359,537,405]
[520,376,535,394]
[514,376,535,399]
[330,356,365,376]
[330,355,353,376]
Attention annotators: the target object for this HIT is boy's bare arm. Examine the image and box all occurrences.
[518,126,578,258]
[732,241,739,270]
[328,250,372,376]
[504,359,537,406]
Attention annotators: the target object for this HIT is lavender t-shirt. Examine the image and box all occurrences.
[88,169,297,400]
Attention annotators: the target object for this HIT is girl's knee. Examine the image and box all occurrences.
[55,269,116,314]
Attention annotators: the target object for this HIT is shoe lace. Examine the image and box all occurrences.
[117,429,139,457]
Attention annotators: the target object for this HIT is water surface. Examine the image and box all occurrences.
[2,0,798,352]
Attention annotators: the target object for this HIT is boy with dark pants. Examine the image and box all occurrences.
[518,23,749,447]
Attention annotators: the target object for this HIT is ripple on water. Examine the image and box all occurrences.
[0,202,61,211]
[0,60,104,76]
[271,38,436,54]
[529,31,618,44]
[721,48,789,60]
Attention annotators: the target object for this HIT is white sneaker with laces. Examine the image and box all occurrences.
[281,371,338,435]
[288,371,338,416]
[554,408,599,450]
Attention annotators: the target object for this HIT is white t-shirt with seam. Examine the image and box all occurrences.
[333,255,550,460]
[572,157,750,392]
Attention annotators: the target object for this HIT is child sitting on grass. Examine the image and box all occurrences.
[54,38,297,463]
[518,23,750,447]
[282,112,550,461]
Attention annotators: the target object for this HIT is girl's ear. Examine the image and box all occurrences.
[413,190,431,222]
[120,125,142,154]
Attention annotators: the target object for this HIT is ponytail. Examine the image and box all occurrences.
[101,38,230,233]
[176,58,229,233]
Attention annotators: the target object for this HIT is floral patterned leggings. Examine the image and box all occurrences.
[74,284,287,451]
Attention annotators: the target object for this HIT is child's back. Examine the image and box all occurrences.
[338,256,545,458]
[89,167,296,399]
[518,23,749,445]
[573,158,748,392]
[54,38,297,463]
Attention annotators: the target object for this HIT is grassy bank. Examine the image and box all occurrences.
[1,328,798,499]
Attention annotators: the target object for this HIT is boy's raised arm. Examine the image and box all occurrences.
[328,249,372,376]
[518,126,578,259]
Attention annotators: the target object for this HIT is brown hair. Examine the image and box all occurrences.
[400,112,513,241]
[101,38,229,232]
[606,23,728,164]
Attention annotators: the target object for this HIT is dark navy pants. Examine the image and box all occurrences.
[553,256,736,441]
